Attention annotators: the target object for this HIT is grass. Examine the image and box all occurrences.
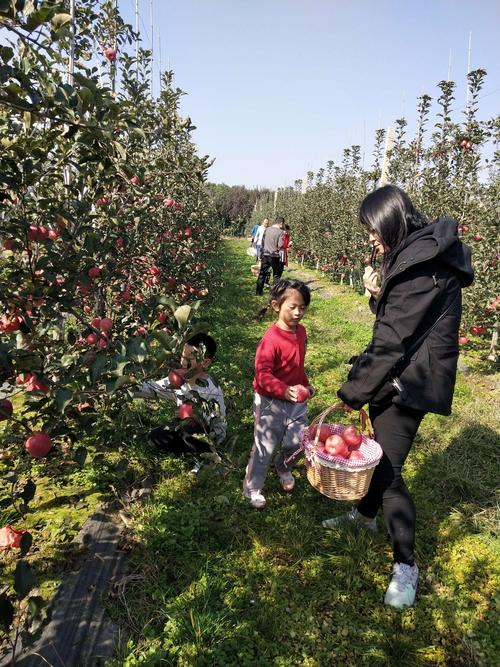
[106,238,499,666]
[4,238,497,665]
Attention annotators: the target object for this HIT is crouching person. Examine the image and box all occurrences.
[134,333,226,467]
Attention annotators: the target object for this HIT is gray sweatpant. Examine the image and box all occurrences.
[244,393,308,492]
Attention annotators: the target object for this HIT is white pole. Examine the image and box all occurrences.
[135,0,139,77]
[68,0,75,85]
[466,31,472,108]
[150,0,154,98]
[379,126,395,187]
[64,0,76,187]
[158,27,162,92]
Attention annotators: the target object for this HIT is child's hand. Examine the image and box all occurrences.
[285,385,310,403]
[308,385,316,398]
[284,386,299,402]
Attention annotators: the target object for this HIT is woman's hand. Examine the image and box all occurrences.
[284,386,298,402]
[363,266,380,298]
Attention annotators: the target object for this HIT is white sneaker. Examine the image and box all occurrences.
[243,487,266,509]
[322,507,377,532]
[384,562,419,609]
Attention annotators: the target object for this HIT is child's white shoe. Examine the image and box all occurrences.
[384,562,419,609]
[243,487,266,509]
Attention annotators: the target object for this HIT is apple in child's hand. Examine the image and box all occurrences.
[343,425,362,449]
[168,369,186,388]
[324,435,349,458]
[177,403,194,420]
[294,385,310,403]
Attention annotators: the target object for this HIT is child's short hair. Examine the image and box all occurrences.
[186,333,217,359]
[270,279,311,307]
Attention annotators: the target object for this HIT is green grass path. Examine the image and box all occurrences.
[110,239,499,667]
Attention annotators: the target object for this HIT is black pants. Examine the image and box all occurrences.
[256,254,283,295]
[357,402,426,566]
[150,426,211,456]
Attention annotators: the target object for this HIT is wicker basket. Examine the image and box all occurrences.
[250,262,261,276]
[303,403,383,501]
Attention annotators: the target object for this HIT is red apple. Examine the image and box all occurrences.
[25,374,49,393]
[25,432,52,458]
[3,239,14,250]
[310,424,332,442]
[349,449,365,461]
[86,332,98,344]
[99,317,113,333]
[177,403,194,420]
[91,316,101,328]
[458,335,468,345]
[471,325,485,335]
[130,175,139,186]
[342,425,362,449]
[168,369,185,388]
[294,384,310,403]
[324,434,349,457]
[104,47,117,62]
[164,198,174,207]
[0,399,13,421]
[460,139,468,148]
[88,266,101,279]
[48,228,59,240]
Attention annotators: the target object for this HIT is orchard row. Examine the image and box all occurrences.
[252,70,499,358]
[0,4,219,469]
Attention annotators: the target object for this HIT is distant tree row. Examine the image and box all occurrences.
[206,184,272,235]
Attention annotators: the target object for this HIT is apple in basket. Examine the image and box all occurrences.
[349,450,365,462]
[324,434,350,458]
[342,425,362,450]
[310,424,331,442]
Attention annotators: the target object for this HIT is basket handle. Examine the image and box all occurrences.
[309,402,373,447]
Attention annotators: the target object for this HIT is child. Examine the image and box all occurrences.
[243,279,314,508]
[134,333,226,462]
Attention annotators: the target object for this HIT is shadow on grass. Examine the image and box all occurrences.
[106,242,499,666]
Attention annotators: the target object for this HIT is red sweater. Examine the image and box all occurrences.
[253,323,309,400]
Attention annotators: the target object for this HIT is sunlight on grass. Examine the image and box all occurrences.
[107,239,499,667]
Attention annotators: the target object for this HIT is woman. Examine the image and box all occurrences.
[324,185,473,609]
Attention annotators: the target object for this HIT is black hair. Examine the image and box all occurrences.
[256,278,311,319]
[359,185,427,267]
[186,332,217,359]
[275,216,285,225]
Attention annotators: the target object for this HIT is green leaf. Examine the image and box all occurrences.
[51,12,72,32]
[174,304,191,328]
[25,6,56,31]
[105,375,131,394]
[157,295,176,310]
[14,560,36,599]
[20,478,36,503]
[126,337,147,362]
[90,352,108,382]
[152,331,175,350]
[0,593,14,630]
[20,531,32,557]
[73,446,87,468]
[55,387,73,413]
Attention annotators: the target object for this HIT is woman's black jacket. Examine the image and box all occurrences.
[338,218,474,415]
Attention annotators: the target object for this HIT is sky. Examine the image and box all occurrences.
[119,0,500,189]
